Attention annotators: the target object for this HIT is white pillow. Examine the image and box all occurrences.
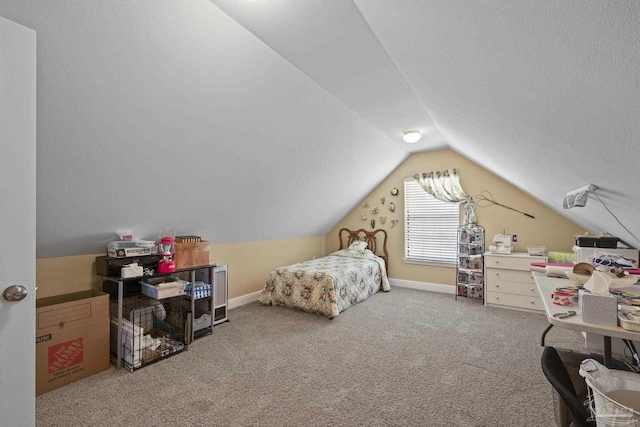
[349,241,368,252]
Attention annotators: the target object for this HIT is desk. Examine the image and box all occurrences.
[534,272,640,367]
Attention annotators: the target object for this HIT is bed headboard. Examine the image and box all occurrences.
[338,228,389,273]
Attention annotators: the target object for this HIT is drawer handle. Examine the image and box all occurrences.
[530,301,535,304]
[495,296,499,300]
[495,260,499,264]
[496,284,499,288]
[530,288,534,292]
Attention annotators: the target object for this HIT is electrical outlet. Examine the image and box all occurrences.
[512,235,517,243]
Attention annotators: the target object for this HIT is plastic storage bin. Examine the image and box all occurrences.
[193,308,212,332]
[140,280,187,299]
[597,237,619,249]
[577,236,597,247]
[573,246,639,266]
[527,246,545,256]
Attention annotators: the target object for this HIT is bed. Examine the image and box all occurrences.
[259,228,390,318]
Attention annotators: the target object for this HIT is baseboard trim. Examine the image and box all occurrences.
[229,290,262,309]
[389,278,454,294]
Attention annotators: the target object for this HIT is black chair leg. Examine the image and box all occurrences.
[541,324,554,346]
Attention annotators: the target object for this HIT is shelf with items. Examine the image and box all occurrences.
[455,224,485,302]
[184,264,228,342]
[185,279,214,340]
[97,259,219,370]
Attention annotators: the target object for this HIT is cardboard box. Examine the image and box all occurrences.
[174,241,210,269]
[36,290,110,395]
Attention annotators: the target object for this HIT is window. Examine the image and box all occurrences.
[404,177,460,266]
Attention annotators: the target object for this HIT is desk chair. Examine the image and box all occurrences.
[541,346,596,427]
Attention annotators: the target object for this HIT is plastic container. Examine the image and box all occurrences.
[527,246,546,256]
[597,237,619,249]
[194,310,212,331]
[577,236,597,247]
[548,251,574,263]
[619,308,640,332]
[140,280,186,299]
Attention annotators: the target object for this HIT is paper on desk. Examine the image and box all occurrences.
[585,271,612,295]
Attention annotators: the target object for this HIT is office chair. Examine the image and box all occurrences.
[541,346,596,427]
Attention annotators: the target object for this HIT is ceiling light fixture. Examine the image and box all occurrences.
[402,130,422,143]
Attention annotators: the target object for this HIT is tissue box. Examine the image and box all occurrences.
[578,290,618,326]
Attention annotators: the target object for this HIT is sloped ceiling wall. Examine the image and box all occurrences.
[213,0,640,249]
[1,1,638,257]
[0,1,408,257]
[354,0,640,248]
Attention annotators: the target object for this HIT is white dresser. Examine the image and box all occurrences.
[485,252,548,312]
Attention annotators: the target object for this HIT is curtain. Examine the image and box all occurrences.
[413,168,477,225]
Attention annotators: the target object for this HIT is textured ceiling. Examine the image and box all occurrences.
[0,0,638,257]
[212,0,640,248]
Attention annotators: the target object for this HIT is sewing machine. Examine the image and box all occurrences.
[489,233,512,254]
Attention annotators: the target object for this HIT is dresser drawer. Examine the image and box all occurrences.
[485,268,533,285]
[486,292,543,311]
[486,279,539,297]
[485,255,540,271]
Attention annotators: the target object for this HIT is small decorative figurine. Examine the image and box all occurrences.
[370,219,375,229]
[371,206,379,214]
[380,216,387,224]
[361,212,367,220]
[390,219,399,228]
[381,196,385,205]
[389,202,395,212]
[391,187,399,196]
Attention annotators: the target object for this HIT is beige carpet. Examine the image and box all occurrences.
[36,287,587,426]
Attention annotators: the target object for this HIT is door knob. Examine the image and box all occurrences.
[3,285,28,302]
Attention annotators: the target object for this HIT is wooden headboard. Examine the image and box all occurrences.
[338,228,389,273]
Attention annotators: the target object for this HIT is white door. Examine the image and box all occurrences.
[0,16,37,427]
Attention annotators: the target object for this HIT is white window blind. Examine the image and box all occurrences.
[404,177,460,265]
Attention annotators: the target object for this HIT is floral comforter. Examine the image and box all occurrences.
[259,249,390,318]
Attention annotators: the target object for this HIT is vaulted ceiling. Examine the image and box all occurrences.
[0,1,638,257]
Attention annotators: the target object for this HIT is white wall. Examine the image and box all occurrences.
[0,0,407,258]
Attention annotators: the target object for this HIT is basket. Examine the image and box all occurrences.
[580,359,640,426]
